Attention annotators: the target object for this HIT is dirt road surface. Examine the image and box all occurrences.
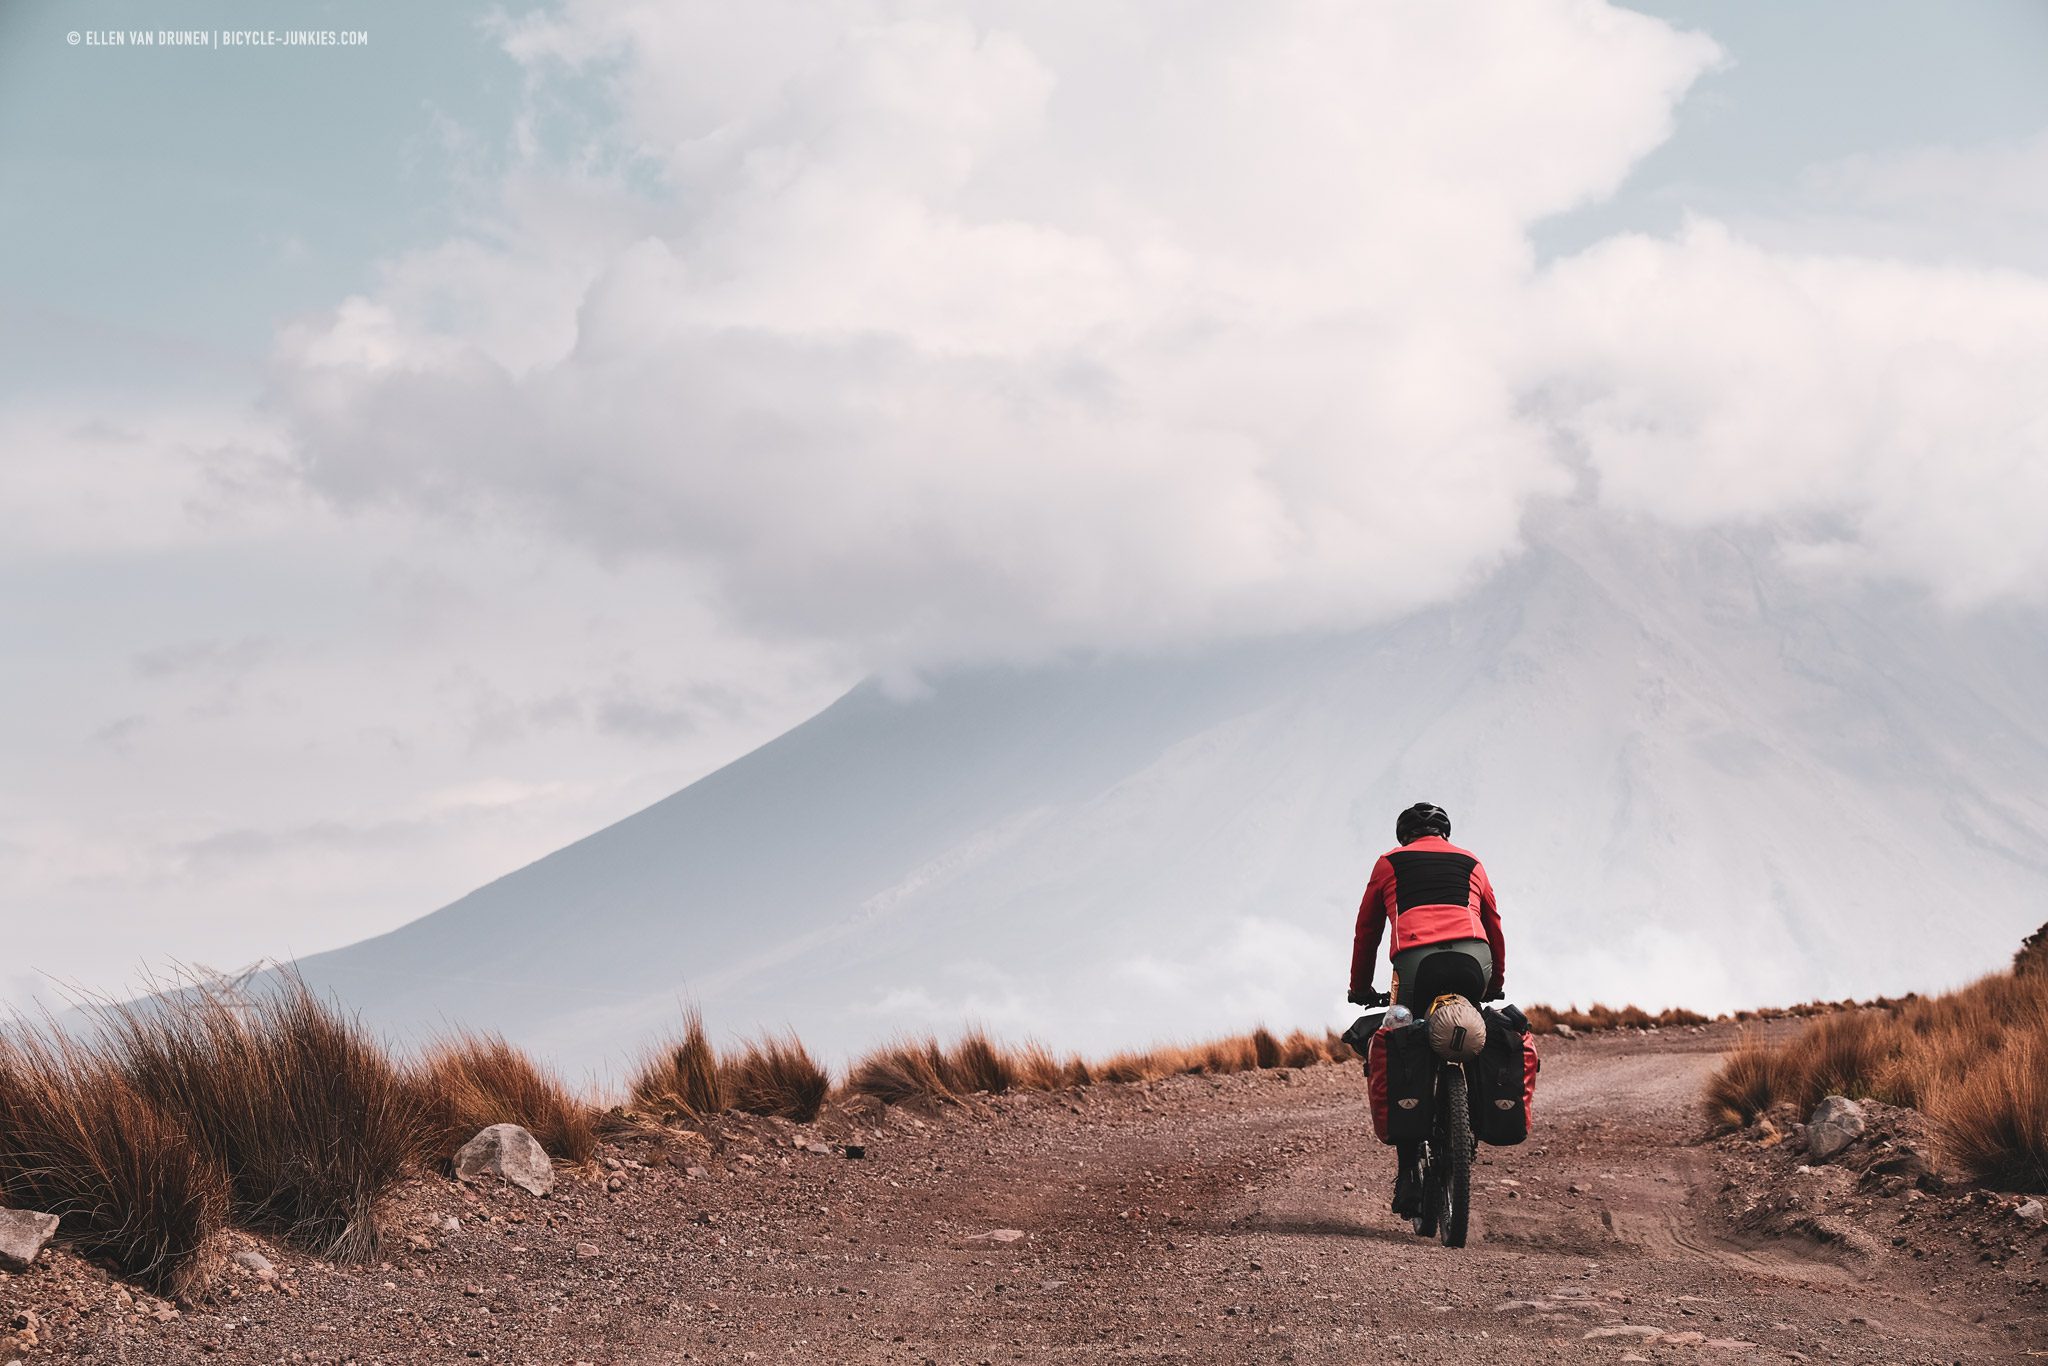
[14,1023,2046,1363]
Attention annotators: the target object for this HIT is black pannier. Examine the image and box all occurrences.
[1369,1021,1437,1146]
[1470,1007,1539,1146]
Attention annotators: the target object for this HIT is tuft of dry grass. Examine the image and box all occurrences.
[1278,1029,1324,1069]
[722,1035,830,1122]
[947,1030,1018,1095]
[1093,1048,1170,1085]
[1936,1032,2048,1191]
[1010,1042,1078,1091]
[1702,1030,1788,1127]
[97,973,423,1262]
[844,1036,957,1107]
[1794,1013,1895,1103]
[1524,1002,1708,1034]
[414,1033,597,1164]
[629,1009,726,1121]
[0,1027,229,1299]
[2016,921,2048,977]
[1702,962,2048,1190]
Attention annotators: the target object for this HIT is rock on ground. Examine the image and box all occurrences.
[232,1250,276,1279]
[455,1124,555,1197]
[1807,1095,1867,1161]
[0,1209,58,1271]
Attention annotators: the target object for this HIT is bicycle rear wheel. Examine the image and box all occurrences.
[1439,1067,1473,1248]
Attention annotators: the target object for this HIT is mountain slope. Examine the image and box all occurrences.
[297,509,2048,1075]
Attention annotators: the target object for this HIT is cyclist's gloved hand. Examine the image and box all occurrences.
[1483,985,1505,1003]
[1348,987,1390,1008]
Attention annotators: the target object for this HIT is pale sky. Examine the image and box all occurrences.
[4,0,2047,1010]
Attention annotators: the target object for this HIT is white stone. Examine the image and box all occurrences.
[232,1249,276,1279]
[0,1209,58,1271]
[1806,1096,1867,1162]
[455,1124,555,1197]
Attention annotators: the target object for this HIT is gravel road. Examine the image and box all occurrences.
[626,1024,2033,1364]
[11,1023,2044,1363]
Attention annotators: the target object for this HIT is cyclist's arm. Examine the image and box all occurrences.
[1350,857,1393,998]
[1476,863,1505,999]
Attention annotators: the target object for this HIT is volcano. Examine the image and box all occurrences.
[296,508,2048,1075]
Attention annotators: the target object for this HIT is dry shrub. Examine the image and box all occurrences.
[1208,1035,1259,1072]
[947,1030,1017,1095]
[1785,1012,1896,1106]
[722,1035,830,1122]
[99,975,422,1262]
[1525,1002,1706,1035]
[1702,961,2048,1190]
[0,1028,228,1299]
[1703,1031,1788,1126]
[1092,1050,1160,1085]
[1324,1028,1355,1062]
[1278,1029,1323,1069]
[1936,1032,2048,1191]
[847,1020,1346,1108]
[2014,923,2047,977]
[845,1037,957,1107]
[1010,1043,1073,1091]
[630,1010,727,1120]
[415,1033,596,1163]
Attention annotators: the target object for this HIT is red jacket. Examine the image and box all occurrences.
[1349,835,1505,998]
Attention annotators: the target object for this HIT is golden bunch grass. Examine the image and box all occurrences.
[1702,968,2048,1191]
[628,1009,726,1120]
[0,1026,228,1299]
[1524,1002,1708,1034]
[414,1032,598,1164]
[2,976,1376,1301]
[844,1036,959,1106]
[721,1034,831,1123]
[98,973,423,1263]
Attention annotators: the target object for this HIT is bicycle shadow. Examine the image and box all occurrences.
[1237,1213,1416,1245]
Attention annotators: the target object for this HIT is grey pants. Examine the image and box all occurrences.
[1391,939,1492,1013]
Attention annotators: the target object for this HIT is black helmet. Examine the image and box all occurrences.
[1396,802,1451,844]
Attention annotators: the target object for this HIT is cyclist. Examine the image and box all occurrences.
[1347,802,1505,1215]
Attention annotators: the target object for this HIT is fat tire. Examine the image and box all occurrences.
[1440,1067,1473,1248]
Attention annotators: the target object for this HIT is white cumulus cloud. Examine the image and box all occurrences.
[276,2,2048,668]
[276,0,1724,669]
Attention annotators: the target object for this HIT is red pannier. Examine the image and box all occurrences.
[1472,1008,1539,1145]
[1365,1021,1436,1146]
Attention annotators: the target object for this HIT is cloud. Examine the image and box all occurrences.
[1762,132,2048,274]
[1528,221,2048,603]
[271,2,2048,670]
[132,637,273,680]
[275,0,1722,670]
